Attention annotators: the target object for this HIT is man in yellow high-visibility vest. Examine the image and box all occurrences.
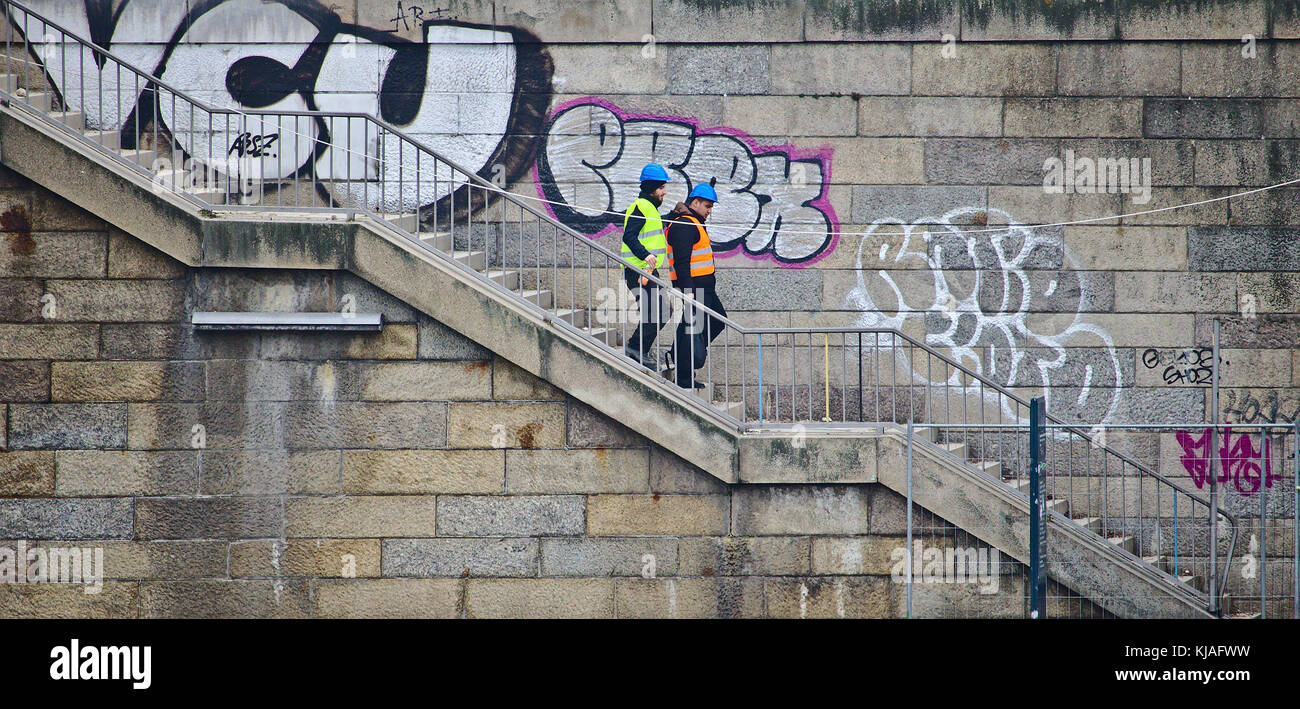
[619,163,674,371]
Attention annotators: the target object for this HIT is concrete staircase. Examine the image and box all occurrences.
[0,64,1217,617]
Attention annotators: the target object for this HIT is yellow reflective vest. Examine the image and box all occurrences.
[620,198,667,272]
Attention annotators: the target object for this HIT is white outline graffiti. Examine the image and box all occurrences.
[849,206,1124,424]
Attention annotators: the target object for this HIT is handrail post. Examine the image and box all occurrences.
[1209,319,1220,616]
[906,419,914,619]
[1028,397,1046,619]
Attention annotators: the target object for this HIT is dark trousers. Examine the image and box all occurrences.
[623,269,668,357]
[673,285,727,387]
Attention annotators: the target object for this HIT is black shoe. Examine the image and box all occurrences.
[678,381,706,390]
[624,345,667,372]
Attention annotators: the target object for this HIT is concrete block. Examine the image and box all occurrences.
[0,498,133,539]
[314,579,461,618]
[466,578,614,618]
[0,231,107,278]
[51,361,204,402]
[540,536,677,577]
[286,496,439,538]
[0,582,138,618]
[0,451,54,496]
[852,186,986,225]
[44,279,184,322]
[493,357,564,400]
[30,187,107,230]
[201,450,339,495]
[506,448,649,494]
[858,97,1001,138]
[1121,1,1267,40]
[653,0,802,42]
[354,0,492,41]
[1119,187,1229,226]
[9,403,126,449]
[258,324,418,360]
[1261,99,1300,137]
[667,45,769,95]
[418,315,492,361]
[436,495,585,536]
[1181,43,1300,98]
[191,269,332,313]
[1197,314,1300,349]
[820,138,923,183]
[101,324,251,360]
[1057,43,1181,97]
[912,43,1055,96]
[342,449,502,495]
[765,576,891,618]
[548,43,667,95]
[55,450,198,496]
[810,536,907,575]
[230,539,380,579]
[732,486,869,535]
[721,96,857,137]
[497,0,651,42]
[615,577,763,618]
[140,580,311,618]
[1005,99,1143,138]
[1237,272,1300,313]
[902,575,1025,618]
[447,402,565,448]
[1063,226,1188,270]
[770,43,910,95]
[649,445,728,494]
[986,186,1120,226]
[803,0,957,41]
[1198,140,1300,186]
[356,361,493,401]
[587,494,729,536]
[677,535,809,576]
[91,540,228,580]
[383,538,539,578]
[1114,272,1236,313]
[1188,227,1300,271]
[713,267,823,311]
[0,361,50,402]
[961,2,1114,40]
[0,277,42,321]
[1063,138,1195,187]
[282,401,449,449]
[333,272,417,324]
[923,139,1060,186]
[107,228,185,278]
[1228,186,1300,224]
[0,324,98,359]
[565,401,648,448]
[135,497,280,540]
[1143,99,1261,139]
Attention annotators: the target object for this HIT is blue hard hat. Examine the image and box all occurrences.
[687,182,719,203]
[639,163,670,182]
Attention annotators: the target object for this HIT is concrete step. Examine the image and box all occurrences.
[554,308,588,328]
[383,212,419,232]
[1073,516,1102,533]
[452,250,486,270]
[82,129,121,150]
[1106,535,1136,554]
[485,269,520,290]
[17,90,53,112]
[0,73,16,92]
[971,459,1000,477]
[517,289,553,309]
[418,231,453,252]
[117,148,158,168]
[586,326,625,347]
[713,399,745,419]
[941,442,966,459]
[49,111,84,131]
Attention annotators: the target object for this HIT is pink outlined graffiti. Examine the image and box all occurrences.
[1175,426,1280,497]
[534,96,839,267]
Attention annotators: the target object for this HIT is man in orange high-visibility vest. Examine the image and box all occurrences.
[665,182,727,390]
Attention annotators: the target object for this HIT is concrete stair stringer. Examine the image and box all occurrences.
[872,426,1213,619]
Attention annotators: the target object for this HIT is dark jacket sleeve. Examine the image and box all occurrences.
[666,214,695,291]
[620,212,651,261]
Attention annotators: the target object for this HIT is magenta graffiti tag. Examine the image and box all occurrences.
[1175,427,1279,497]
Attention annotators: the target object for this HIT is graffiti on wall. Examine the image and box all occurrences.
[848,207,1125,424]
[8,0,552,212]
[535,97,839,266]
[1141,347,1222,386]
[1175,426,1279,497]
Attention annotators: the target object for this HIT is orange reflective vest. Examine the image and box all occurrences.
[667,213,715,281]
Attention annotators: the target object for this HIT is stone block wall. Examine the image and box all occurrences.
[1,164,1049,617]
